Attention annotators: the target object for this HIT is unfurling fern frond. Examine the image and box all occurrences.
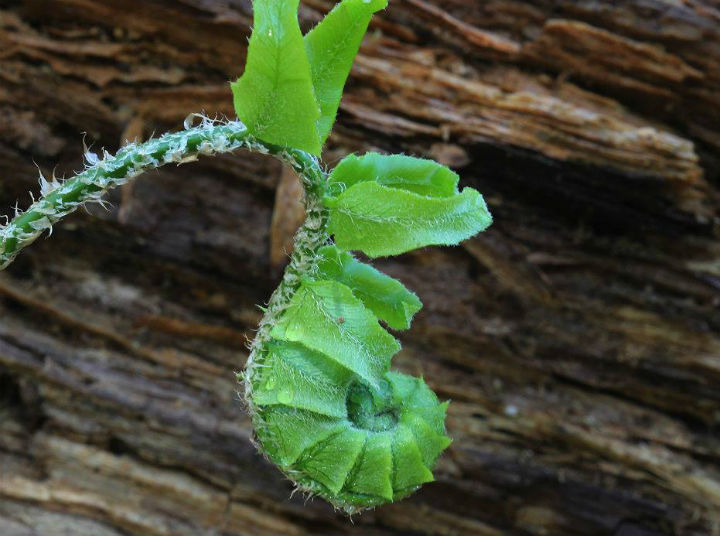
[0,0,493,514]
[244,151,491,512]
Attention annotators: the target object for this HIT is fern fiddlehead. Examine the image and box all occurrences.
[244,152,490,512]
[0,0,493,513]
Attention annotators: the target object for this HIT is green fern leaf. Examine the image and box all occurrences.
[231,0,321,154]
[316,244,421,330]
[328,152,459,197]
[269,279,400,385]
[305,0,388,143]
[252,340,352,418]
[326,181,493,257]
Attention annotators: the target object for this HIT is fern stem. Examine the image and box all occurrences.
[0,119,325,270]
[242,140,330,413]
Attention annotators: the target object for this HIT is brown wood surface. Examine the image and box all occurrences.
[1,1,720,535]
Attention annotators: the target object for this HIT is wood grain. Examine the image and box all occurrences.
[1,1,719,535]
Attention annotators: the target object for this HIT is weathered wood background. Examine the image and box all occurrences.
[1,1,720,535]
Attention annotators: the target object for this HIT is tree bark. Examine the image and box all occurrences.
[1,1,720,535]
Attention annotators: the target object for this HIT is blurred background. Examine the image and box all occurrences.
[1,1,720,535]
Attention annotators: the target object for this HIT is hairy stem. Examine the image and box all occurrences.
[0,118,326,270]
[241,144,330,416]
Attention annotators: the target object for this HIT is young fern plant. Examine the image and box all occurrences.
[0,0,492,512]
